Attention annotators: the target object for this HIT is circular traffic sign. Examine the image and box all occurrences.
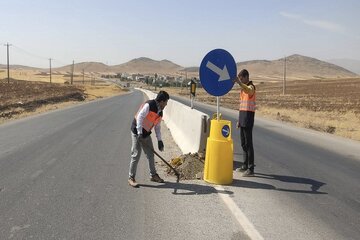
[222,125,230,138]
[199,49,237,96]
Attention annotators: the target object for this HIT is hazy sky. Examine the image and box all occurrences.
[1,0,359,68]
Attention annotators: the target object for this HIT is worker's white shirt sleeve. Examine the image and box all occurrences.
[136,103,150,135]
[154,123,162,141]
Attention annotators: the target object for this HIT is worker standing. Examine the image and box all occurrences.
[128,90,170,187]
[233,69,256,177]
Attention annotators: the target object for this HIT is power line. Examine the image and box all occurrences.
[52,58,70,68]
[11,44,69,68]
[12,44,48,61]
[4,43,93,70]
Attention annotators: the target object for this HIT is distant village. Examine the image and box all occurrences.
[100,72,200,88]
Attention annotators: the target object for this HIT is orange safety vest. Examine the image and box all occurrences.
[135,103,162,132]
[239,87,256,112]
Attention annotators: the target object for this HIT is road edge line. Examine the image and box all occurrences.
[214,185,264,240]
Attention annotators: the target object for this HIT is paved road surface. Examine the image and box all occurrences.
[0,91,244,240]
[0,89,359,239]
[171,94,360,240]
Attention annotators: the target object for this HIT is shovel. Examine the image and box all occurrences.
[142,141,180,194]
[152,148,180,181]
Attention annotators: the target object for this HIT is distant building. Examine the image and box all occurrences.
[135,74,145,81]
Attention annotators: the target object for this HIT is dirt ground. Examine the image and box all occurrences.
[0,69,98,84]
[0,78,127,124]
[161,78,360,141]
[167,153,205,180]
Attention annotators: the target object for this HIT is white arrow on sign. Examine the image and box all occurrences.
[222,127,230,135]
[206,61,230,81]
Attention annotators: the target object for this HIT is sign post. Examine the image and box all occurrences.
[189,79,197,109]
[199,48,236,185]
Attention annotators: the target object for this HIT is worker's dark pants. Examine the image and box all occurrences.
[240,126,254,171]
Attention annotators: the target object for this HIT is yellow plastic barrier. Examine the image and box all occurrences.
[204,117,233,184]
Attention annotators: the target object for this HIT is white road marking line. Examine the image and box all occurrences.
[214,185,264,240]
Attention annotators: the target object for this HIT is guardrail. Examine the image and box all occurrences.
[136,88,210,154]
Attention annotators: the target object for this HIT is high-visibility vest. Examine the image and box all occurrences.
[135,101,162,132]
[239,86,256,112]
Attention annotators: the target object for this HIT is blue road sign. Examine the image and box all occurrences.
[199,49,237,96]
[222,125,230,138]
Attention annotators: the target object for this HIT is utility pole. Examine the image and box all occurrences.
[49,58,52,83]
[82,69,85,84]
[283,55,286,95]
[4,43,12,83]
[154,73,157,91]
[70,60,74,85]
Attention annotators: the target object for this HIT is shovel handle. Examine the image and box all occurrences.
[152,148,180,178]
[141,141,180,179]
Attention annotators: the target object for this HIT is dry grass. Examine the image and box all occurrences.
[0,100,80,124]
[0,72,127,124]
[0,84,127,125]
[257,107,360,140]
[160,78,360,142]
[1,70,63,83]
[0,69,96,84]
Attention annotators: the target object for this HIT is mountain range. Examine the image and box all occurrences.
[237,54,357,80]
[327,58,360,75]
[1,54,358,80]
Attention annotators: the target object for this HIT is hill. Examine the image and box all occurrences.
[0,64,41,71]
[110,57,182,74]
[184,55,358,80]
[327,58,360,75]
[2,54,358,80]
[53,62,110,73]
[52,58,184,75]
[238,54,358,80]
[181,67,199,73]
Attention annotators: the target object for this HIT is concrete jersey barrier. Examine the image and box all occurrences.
[136,88,210,154]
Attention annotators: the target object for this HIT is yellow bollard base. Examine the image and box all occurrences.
[204,176,233,185]
[203,139,233,185]
[203,118,234,185]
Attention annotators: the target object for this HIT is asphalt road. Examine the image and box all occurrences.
[0,91,244,240]
[1,89,359,239]
[171,94,360,240]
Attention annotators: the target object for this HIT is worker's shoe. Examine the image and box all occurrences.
[242,169,254,177]
[128,177,139,187]
[236,165,248,172]
[150,174,164,183]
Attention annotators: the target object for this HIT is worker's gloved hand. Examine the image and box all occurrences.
[158,140,164,151]
[232,76,240,84]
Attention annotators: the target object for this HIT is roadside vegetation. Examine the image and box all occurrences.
[161,78,360,141]
[0,78,127,124]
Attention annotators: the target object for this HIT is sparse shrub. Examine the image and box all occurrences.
[326,126,336,134]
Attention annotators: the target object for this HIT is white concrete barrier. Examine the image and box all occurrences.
[136,88,210,154]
